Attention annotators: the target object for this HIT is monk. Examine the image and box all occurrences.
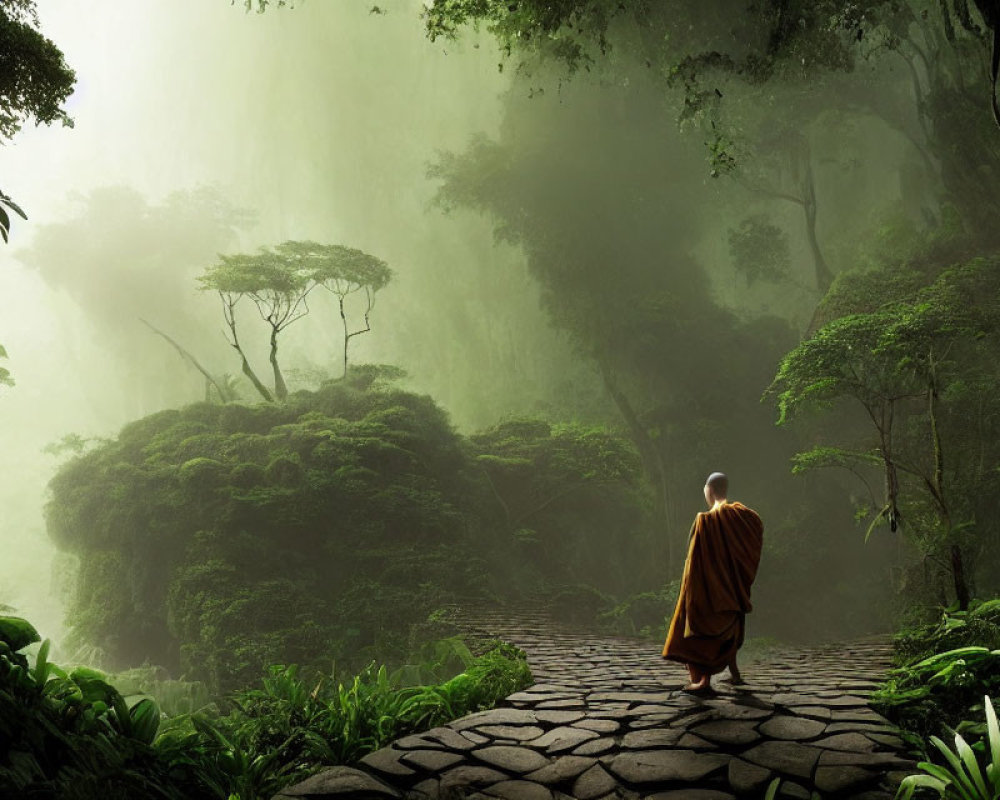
[662,472,764,694]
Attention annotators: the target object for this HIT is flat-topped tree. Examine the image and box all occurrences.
[199,247,313,401]
[275,240,392,379]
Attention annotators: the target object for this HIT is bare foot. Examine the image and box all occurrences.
[681,681,715,696]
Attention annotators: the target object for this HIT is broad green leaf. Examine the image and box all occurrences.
[0,616,40,651]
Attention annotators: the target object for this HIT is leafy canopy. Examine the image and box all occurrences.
[0,1,75,143]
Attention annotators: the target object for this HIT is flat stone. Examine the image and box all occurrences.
[691,720,760,746]
[508,690,573,702]
[791,706,832,721]
[359,747,418,776]
[572,764,618,800]
[727,758,772,794]
[574,718,620,733]
[588,709,631,720]
[439,765,509,789]
[424,727,481,751]
[475,725,546,741]
[770,693,821,706]
[536,699,586,709]
[742,741,822,779]
[408,777,439,798]
[621,729,685,748]
[572,737,616,756]
[866,733,905,748]
[821,695,869,707]
[676,733,715,749]
[827,708,886,722]
[395,734,447,750]
[482,780,553,800]
[825,722,898,734]
[644,791,735,799]
[704,703,772,721]
[629,704,677,715]
[812,732,877,752]
[461,731,491,745]
[671,710,715,726]
[452,710,538,730]
[526,726,600,752]
[608,750,728,783]
[818,750,915,768]
[472,746,550,773]
[524,755,596,784]
[526,684,582,693]
[628,718,673,729]
[400,749,465,772]
[275,766,402,798]
[757,716,826,741]
[815,765,879,793]
[534,710,586,725]
[777,781,811,799]
[589,692,665,702]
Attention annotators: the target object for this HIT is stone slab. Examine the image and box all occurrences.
[274,766,402,798]
[608,750,729,783]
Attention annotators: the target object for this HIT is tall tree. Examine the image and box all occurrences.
[275,241,392,379]
[199,247,312,402]
[768,258,1000,609]
[199,240,391,400]
[422,0,1000,261]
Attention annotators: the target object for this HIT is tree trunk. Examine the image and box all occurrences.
[802,160,833,294]
[340,296,349,379]
[270,326,287,401]
[951,543,971,610]
[140,318,234,402]
[240,351,273,402]
[927,366,971,609]
[220,292,272,402]
[598,359,674,576]
[972,0,1000,129]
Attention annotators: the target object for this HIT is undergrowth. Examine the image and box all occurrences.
[0,615,532,800]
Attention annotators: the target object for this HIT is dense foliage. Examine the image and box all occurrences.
[0,0,75,242]
[45,368,646,692]
[770,253,1000,609]
[427,62,897,638]
[895,694,1000,800]
[874,600,1000,741]
[0,614,532,800]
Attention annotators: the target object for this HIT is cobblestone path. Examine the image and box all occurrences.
[275,600,916,800]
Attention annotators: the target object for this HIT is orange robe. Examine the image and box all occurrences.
[662,501,763,674]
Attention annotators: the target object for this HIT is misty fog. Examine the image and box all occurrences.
[0,1,955,652]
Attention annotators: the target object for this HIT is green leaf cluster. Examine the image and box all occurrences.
[895,694,1000,800]
[46,379,644,695]
[0,616,182,799]
[874,600,1000,741]
[0,610,532,800]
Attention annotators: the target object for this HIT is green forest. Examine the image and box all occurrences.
[3,1,1000,798]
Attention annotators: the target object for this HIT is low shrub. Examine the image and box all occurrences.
[874,599,1000,743]
[0,615,533,800]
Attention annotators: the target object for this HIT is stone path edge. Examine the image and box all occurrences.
[273,601,916,800]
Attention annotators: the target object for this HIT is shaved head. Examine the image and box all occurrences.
[705,472,728,498]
